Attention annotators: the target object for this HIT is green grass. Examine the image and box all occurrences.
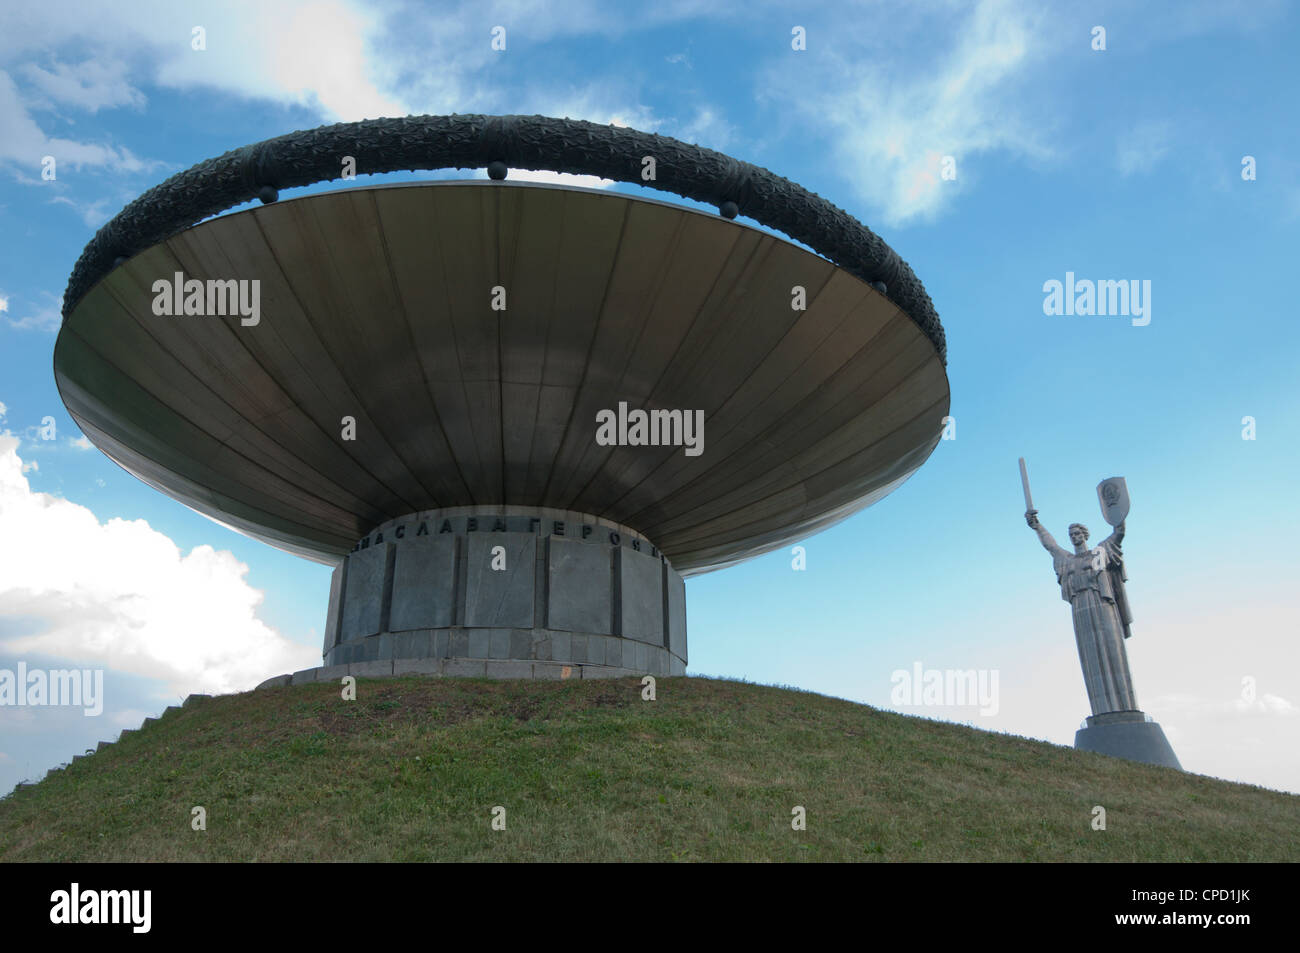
[1,675,1295,861]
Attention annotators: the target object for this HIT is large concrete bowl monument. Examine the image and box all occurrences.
[53,114,950,682]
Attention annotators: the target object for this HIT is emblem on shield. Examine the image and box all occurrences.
[1096,477,1130,526]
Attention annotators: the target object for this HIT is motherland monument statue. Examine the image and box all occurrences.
[1019,459,1182,769]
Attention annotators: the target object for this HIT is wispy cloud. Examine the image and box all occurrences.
[758,0,1055,226]
[2,0,406,123]
[674,106,736,150]
[0,70,148,175]
[1116,119,1174,176]
[18,58,146,113]
[0,0,400,189]
[2,292,62,333]
[0,0,740,196]
[49,194,113,228]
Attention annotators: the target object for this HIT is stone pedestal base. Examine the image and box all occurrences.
[318,506,687,679]
[256,656,653,690]
[1074,710,1182,770]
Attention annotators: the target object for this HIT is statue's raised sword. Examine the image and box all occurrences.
[1019,457,1034,514]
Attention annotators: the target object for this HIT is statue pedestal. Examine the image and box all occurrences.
[1074,710,1182,770]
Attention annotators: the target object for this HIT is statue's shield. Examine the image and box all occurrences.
[1096,477,1130,526]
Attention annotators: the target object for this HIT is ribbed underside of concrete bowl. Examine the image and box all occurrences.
[55,180,950,579]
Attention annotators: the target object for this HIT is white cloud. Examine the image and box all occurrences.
[20,460,37,474]
[491,168,615,189]
[0,1,402,185]
[18,58,146,113]
[1143,689,1300,792]
[542,97,661,134]
[1237,693,1296,715]
[0,401,7,420]
[760,0,1054,226]
[0,432,317,696]
[2,292,62,333]
[0,0,737,200]
[1117,120,1174,176]
[68,435,93,451]
[0,70,150,174]
[49,194,114,229]
[0,295,8,313]
[1,0,405,124]
[674,106,735,150]
[155,1,408,121]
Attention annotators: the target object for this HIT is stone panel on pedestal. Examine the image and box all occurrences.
[465,533,536,627]
[323,562,345,655]
[388,535,456,632]
[666,565,687,664]
[620,547,665,645]
[342,542,392,638]
[547,537,612,634]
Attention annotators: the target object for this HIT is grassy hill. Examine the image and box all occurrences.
[1,675,1294,862]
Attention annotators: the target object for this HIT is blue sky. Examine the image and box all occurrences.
[1,0,1297,797]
